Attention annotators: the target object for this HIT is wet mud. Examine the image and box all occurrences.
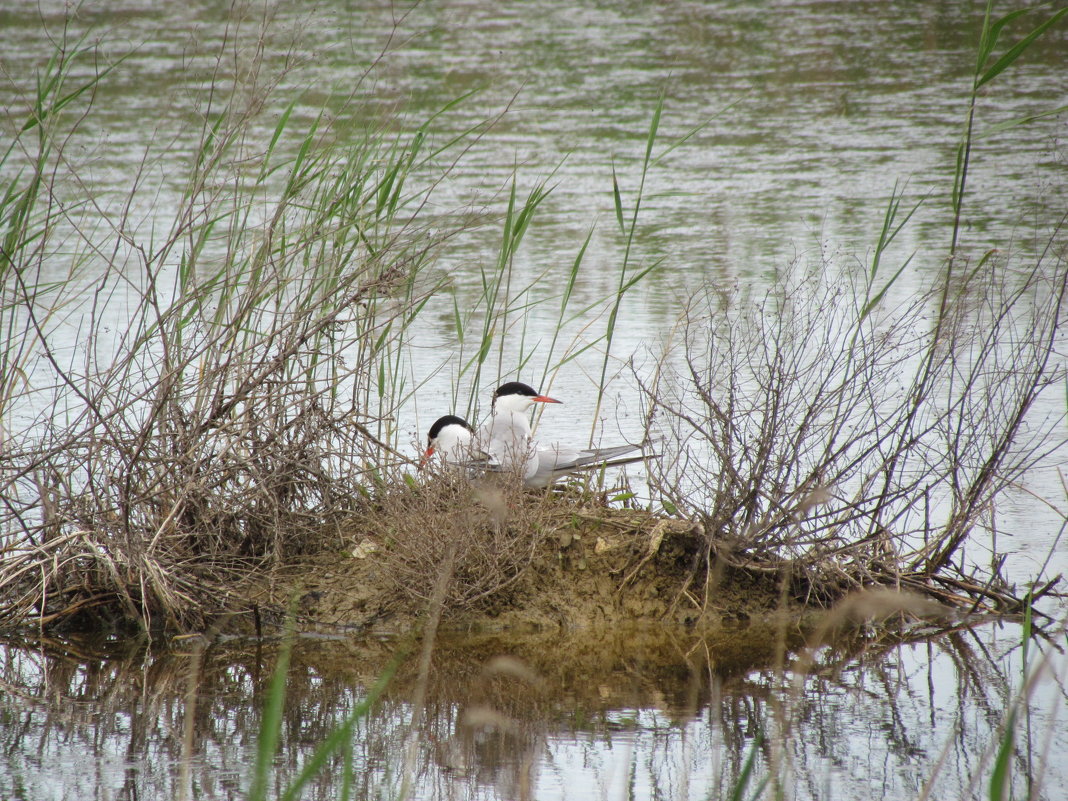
[245,499,806,641]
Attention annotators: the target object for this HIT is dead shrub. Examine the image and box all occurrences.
[641,250,1067,612]
[0,20,473,632]
[353,472,550,612]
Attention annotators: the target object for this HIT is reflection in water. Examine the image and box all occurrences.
[0,620,1064,800]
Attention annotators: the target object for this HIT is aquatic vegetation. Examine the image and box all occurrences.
[641,245,1065,613]
[0,3,1064,801]
[638,0,1068,625]
[0,1,1063,661]
[0,17,670,632]
[0,13,486,631]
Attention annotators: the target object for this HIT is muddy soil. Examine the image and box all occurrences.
[244,493,804,639]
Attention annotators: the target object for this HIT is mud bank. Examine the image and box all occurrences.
[245,498,809,638]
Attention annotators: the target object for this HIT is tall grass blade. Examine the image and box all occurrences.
[592,91,666,439]
[976,8,1068,89]
[645,93,664,162]
[869,181,923,280]
[278,663,397,801]
[988,709,1016,801]
[860,255,913,323]
[258,97,299,182]
[727,731,767,801]
[537,227,592,393]
[980,102,1068,136]
[951,3,1064,256]
[247,631,294,801]
[21,45,129,133]
[612,166,625,235]
[1021,590,1032,678]
[976,5,1031,70]
[650,101,735,168]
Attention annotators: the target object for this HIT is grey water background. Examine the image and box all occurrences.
[1,1,1066,799]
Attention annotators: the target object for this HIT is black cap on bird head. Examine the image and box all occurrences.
[492,381,561,408]
[426,414,473,448]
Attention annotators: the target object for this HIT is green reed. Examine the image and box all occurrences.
[0,31,123,429]
[952,0,1068,257]
[243,628,397,801]
[590,94,664,443]
[0,11,504,631]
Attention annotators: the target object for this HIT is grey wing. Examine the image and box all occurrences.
[524,441,646,488]
[578,443,644,465]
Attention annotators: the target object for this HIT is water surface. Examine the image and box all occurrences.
[1,2,1066,799]
[1,619,1064,800]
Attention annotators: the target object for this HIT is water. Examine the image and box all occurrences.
[0,622,1065,800]
[1,1,1066,798]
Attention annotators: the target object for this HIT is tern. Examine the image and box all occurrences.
[423,381,648,488]
[478,381,563,481]
[422,414,485,465]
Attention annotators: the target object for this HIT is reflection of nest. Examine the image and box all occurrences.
[353,477,549,610]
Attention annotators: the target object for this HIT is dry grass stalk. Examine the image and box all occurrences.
[0,17,474,633]
[359,471,550,612]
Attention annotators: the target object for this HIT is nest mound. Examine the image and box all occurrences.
[246,486,800,635]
